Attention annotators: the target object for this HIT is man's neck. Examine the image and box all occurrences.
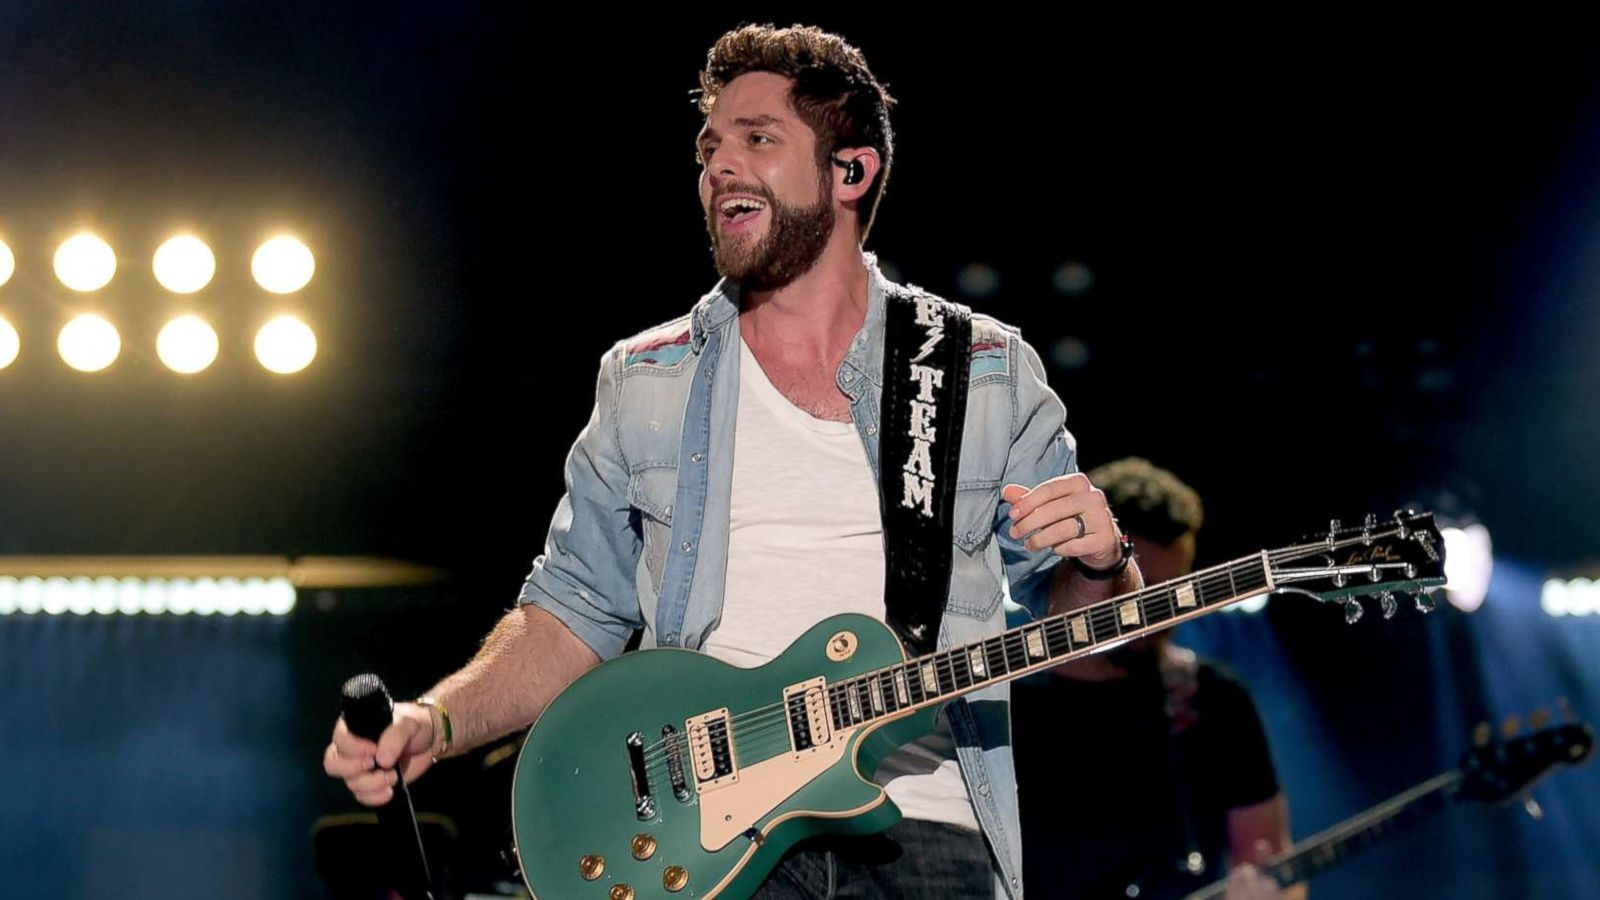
[739,238,869,365]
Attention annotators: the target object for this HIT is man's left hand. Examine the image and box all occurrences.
[1002,473,1121,570]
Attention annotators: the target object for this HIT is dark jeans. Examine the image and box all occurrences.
[751,818,994,899]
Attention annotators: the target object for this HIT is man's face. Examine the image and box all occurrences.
[695,71,837,290]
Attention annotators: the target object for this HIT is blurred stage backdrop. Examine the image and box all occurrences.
[1,5,1597,898]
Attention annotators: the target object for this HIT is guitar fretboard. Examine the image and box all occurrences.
[826,552,1274,730]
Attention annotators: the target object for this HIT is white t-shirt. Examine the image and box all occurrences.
[700,335,979,832]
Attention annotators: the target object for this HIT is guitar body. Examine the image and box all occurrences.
[512,613,935,899]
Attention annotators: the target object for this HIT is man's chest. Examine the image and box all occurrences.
[754,359,853,422]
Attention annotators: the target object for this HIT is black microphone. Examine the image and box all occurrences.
[341,673,435,900]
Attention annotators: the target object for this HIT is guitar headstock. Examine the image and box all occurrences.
[1266,510,1448,623]
[1458,714,1595,805]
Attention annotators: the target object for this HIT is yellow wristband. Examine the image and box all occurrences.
[416,696,453,762]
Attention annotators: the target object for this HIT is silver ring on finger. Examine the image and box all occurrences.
[1072,513,1087,540]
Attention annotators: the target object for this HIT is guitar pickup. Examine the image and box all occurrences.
[686,708,739,792]
[783,677,831,754]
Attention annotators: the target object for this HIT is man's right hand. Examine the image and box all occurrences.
[322,701,437,806]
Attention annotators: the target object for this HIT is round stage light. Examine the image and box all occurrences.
[58,314,121,372]
[251,236,315,293]
[0,317,18,370]
[254,315,317,374]
[153,235,216,293]
[54,233,117,292]
[0,238,14,287]
[157,315,220,374]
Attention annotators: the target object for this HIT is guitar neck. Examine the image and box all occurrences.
[824,551,1277,729]
[1185,771,1463,900]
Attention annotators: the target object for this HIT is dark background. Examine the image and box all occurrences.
[1,5,1597,898]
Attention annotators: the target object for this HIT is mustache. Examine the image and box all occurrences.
[710,184,772,205]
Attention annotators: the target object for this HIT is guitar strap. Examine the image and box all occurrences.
[878,284,972,657]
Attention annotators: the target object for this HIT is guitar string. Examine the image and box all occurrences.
[637,530,1431,766]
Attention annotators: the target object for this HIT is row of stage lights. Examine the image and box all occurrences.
[0,233,318,375]
[0,575,296,617]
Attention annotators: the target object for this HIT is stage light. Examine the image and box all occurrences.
[216,577,243,616]
[91,577,118,615]
[157,314,219,374]
[153,235,216,293]
[16,577,43,614]
[0,238,14,287]
[254,315,316,374]
[264,578,297,615]
[116,577,142,615]
[0,576,296,616]
[957,263,1000,298]
[1442,525,1493,612]
[42,577,69,615]
[251,236,315,293]
[0,317,18,370]
[142,579,169,615]
[58,314,121,372]
[1542,578,1597,617]
[1052,261,1095,296]
[54,233,117,292]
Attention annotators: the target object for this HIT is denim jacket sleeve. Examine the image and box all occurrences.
[516,343,645,660]
[995,330,1080,621]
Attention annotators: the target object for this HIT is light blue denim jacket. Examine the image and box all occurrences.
[518,251,1078,899]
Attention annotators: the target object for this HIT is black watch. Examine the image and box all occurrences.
[1072,533,1135,581]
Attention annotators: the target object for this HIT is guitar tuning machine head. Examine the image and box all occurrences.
[1379,592,1397,620]
[1363,513,1376,545]
[1328,519,1342,547]
[1415,591,1437,614]
[1392,509,1411,539]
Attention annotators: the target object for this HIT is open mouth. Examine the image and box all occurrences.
[718,195,768,231]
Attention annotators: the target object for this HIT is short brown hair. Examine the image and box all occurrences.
[1087,457,1205,546]
[694,23,897,242]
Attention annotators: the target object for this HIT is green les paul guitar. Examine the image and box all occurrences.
[511,512,1447,899]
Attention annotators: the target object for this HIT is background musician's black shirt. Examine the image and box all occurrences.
[1012,659,1280,899]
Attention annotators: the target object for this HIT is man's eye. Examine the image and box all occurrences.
[750,134,772,145]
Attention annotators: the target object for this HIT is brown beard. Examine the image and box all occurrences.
[705,162,835,291]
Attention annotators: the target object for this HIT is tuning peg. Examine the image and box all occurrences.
[1523,797,1544,821]
[1501,714,1522,738]
[1391,510,1411,539]
[1415,591,1437,614]
[1328,519,1342,547]
[1363,514,1376,545]
[1474,722,1493,747]
[1531,708,1552,729]
[1379,592,1398,620]
[1343,599,1364,625]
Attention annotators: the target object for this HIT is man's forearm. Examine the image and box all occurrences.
[421,603,601,758]
[1046,556,1144,617]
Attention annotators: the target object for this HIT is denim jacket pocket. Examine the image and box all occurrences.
[628,465,677,595]
[947,483,1004,620]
